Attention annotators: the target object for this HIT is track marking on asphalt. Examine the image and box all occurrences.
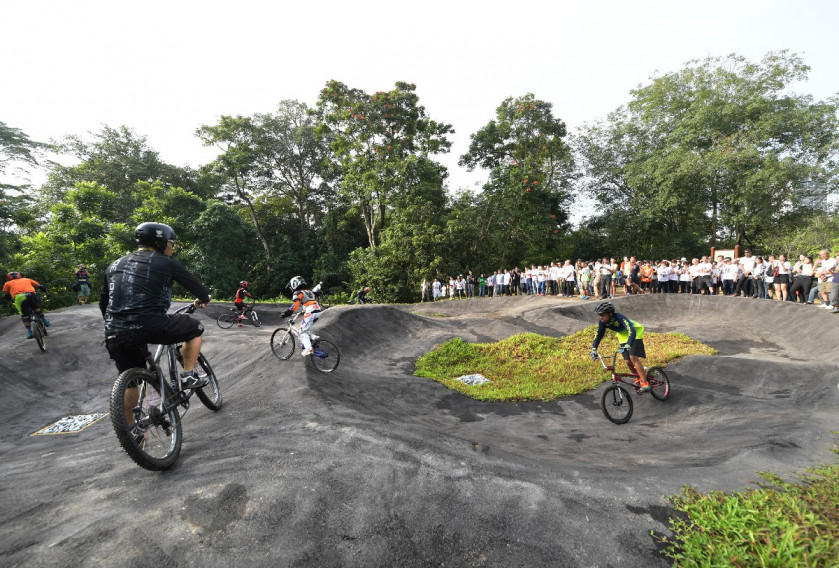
[30,413,108,436]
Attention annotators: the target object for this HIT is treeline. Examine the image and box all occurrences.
[2,51,838,312]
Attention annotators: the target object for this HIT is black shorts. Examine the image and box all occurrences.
[105,314,204,373]
[621,338,646,360]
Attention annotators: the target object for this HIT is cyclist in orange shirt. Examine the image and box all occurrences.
[3,272,51,339]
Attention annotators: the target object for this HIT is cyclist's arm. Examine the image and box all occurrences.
[591,321,607,349]
[170,258,211,304]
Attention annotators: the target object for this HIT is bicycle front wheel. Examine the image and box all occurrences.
[32,316,46,352]
[600,384,633,424]
[310,339,340,373]
[217,312,236,329]
[647,366,670,401]
[110,368,182,471]
[270,328,295,360]
[250,310,262,327]
[194,352,223,411]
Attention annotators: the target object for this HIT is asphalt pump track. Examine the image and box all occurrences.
[1,294,838,567]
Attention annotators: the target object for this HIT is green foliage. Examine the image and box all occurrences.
[182,200,260,298]
[576,51,839,254]
[458,93,575,266]
[663,465,839,566]
[414,326,716,402]
[315,80,454,249]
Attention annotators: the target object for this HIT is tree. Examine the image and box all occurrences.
[197,101,332,260]
[459,94,575,266]
[43,125,205,217]
[314,80,454,249]
[0,121,46,268]
[577,51,839,253]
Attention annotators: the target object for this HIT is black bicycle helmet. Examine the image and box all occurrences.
[135,222,177,253]
[287,276,307,292]
[240,281,249,288]
[594,301,615,315]
[7,271,21,280]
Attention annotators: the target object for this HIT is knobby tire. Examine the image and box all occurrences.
[110,368,182,470]
[250,310,262,327]
[32,315,46,352]
[194,352,223,411]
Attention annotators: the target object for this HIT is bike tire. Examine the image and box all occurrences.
[318,296,331,309]
[194,352,223,411]
[600,384,633,424]
[110,368,182,471]
[217,312,236,329]
[647,366,670,401]
[32,316,46,352]
[310,339,340,373]
[270,328,295,360]
[250,310,262,327]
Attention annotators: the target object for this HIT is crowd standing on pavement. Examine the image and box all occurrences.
[421,249,839,313]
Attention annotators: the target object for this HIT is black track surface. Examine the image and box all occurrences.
[1,294,837,566]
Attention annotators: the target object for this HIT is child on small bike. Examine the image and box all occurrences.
[281,276,321,356]
[3,272,51,339]
[589,301,649,392]
[234,281,257,323]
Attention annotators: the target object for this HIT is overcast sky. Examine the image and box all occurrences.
[3,0,838,196]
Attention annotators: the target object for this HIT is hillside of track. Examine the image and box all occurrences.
[0,294,837,567]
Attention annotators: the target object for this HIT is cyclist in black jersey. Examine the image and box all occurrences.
[99,222,211,390]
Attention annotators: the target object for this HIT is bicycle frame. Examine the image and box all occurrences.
[595,351,641,387]
[136,305,198,424]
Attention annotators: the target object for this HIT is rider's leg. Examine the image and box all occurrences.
[299,311,320,353]
[629,354,647,386]
[180,335,203,372]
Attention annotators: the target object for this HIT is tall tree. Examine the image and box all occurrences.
[459,94,575,266]
[314,80,454,249]
[197,101,331,259]
[577,51,839,251]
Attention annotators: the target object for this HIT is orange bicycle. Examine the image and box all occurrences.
[593,351,670,424]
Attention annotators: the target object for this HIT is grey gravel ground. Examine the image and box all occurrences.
[1,294,837,567]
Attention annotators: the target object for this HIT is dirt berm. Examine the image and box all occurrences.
[1,294,837,567]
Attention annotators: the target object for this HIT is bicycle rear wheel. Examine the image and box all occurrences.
[194,352,223,411]
[270,328,295,360]
[250,310,262,327]
[318,296,331,309]
[310,339,340,373]
[217,312,236,329]
[647,366,670,401]
[110,368,182,470]
[600,384,633,424]
[32,315,46,352]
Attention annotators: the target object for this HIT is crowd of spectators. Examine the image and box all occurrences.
[419,249,839,313]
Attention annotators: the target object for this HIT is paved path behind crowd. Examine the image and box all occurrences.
[1,295,838,567]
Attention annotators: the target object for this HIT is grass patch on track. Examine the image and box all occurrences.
[414,326,715,402]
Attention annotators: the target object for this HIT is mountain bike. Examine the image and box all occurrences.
[109,303,223,471]
[593,351,670,424]
[270,310,340,373]
[30,310,48,352]
[217,302,261,328]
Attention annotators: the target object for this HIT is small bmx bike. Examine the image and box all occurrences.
[593,351,670,424]
[270,311,340,373]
